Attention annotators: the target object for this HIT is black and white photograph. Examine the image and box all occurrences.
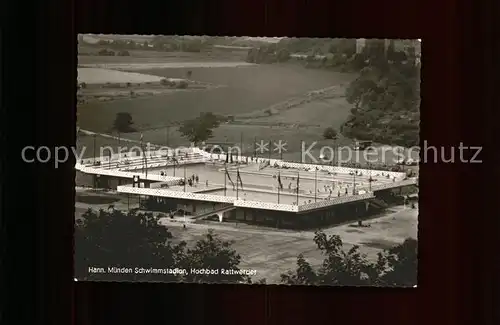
[74,35,420,286]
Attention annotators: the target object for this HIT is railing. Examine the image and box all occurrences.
[75,164,182,182]
[192,204,236,219]
[116,185,235,203]
[370,178,417,191]
[192,147,407,179]
[297,192,376,212]
[233,199,299,212]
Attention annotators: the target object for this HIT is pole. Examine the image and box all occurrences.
[183,164,186,192]
[296,171,299,205]
[143,141,148,178]
[314,168,317,202]
[236,167,239,199]
[353,166,356,195]
[224,164,227,196]
[93,133,96,164]
[332,138,336,166]
[369,161,372,192]
[254,136,257,158]
[268,139,272,159]
[278,170,281,204]
[300,140,303,163]
[141,138,144,174]
[127,194,130,210]
[240,132,243,161]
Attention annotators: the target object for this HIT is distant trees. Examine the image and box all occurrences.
[75,209,251,283]
[178,112,222,145]
[176,80,188,89]
[116,50,130,56]
[280,231,417,286]
[112,112,136,133]
[323,127,338,141]
[160,78,189,89]
[98,49,115,56]
[341,46,420,147]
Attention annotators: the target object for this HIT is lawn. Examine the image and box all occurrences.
[77,68,165,84]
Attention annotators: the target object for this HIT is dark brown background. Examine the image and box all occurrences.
[2,0,498,324]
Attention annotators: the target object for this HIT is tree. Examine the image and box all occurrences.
[178,112,221,145]
[112,112,136,133]
[323,127,338,140]
[281,231,417,287]
[342,53,420,147]
[98,48,115,56]
[378,238,417,286]
[276,48,291,62]
[117,50,130,56]
[75,209,252,284]
[323,127,338,164]
[178,230,252,284]
[75,209,180,282]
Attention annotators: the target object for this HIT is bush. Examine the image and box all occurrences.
[117,50,130,56]
[98,49,115,56]
[175,80,188,89]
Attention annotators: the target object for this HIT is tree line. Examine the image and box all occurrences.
[75,208,417,286]
[341,41,420,148]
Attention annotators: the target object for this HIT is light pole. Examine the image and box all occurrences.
[353,165,356,195]
[314,168,318,202]
[93,133,96,164]
[183,164,186,192]
[240,132,243,161]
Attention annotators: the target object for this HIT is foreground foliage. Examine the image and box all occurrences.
[75,209,251,283]
[280,231,417,286]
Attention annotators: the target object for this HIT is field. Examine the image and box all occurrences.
[77,68,165,84]
[77,54,355,132]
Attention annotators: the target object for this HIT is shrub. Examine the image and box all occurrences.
[175,80,188,89]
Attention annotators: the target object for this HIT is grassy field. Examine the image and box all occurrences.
[78,49,248,63]
[77,63,354,132]
[77,67,165,84]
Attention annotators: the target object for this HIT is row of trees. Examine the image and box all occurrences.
[75,209,255,283]
[85,37,209,53]
[96,49,130,56]
[75,208,417,286]
[245,38,358,70]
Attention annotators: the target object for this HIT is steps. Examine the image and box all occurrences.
[369,198,389,209]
